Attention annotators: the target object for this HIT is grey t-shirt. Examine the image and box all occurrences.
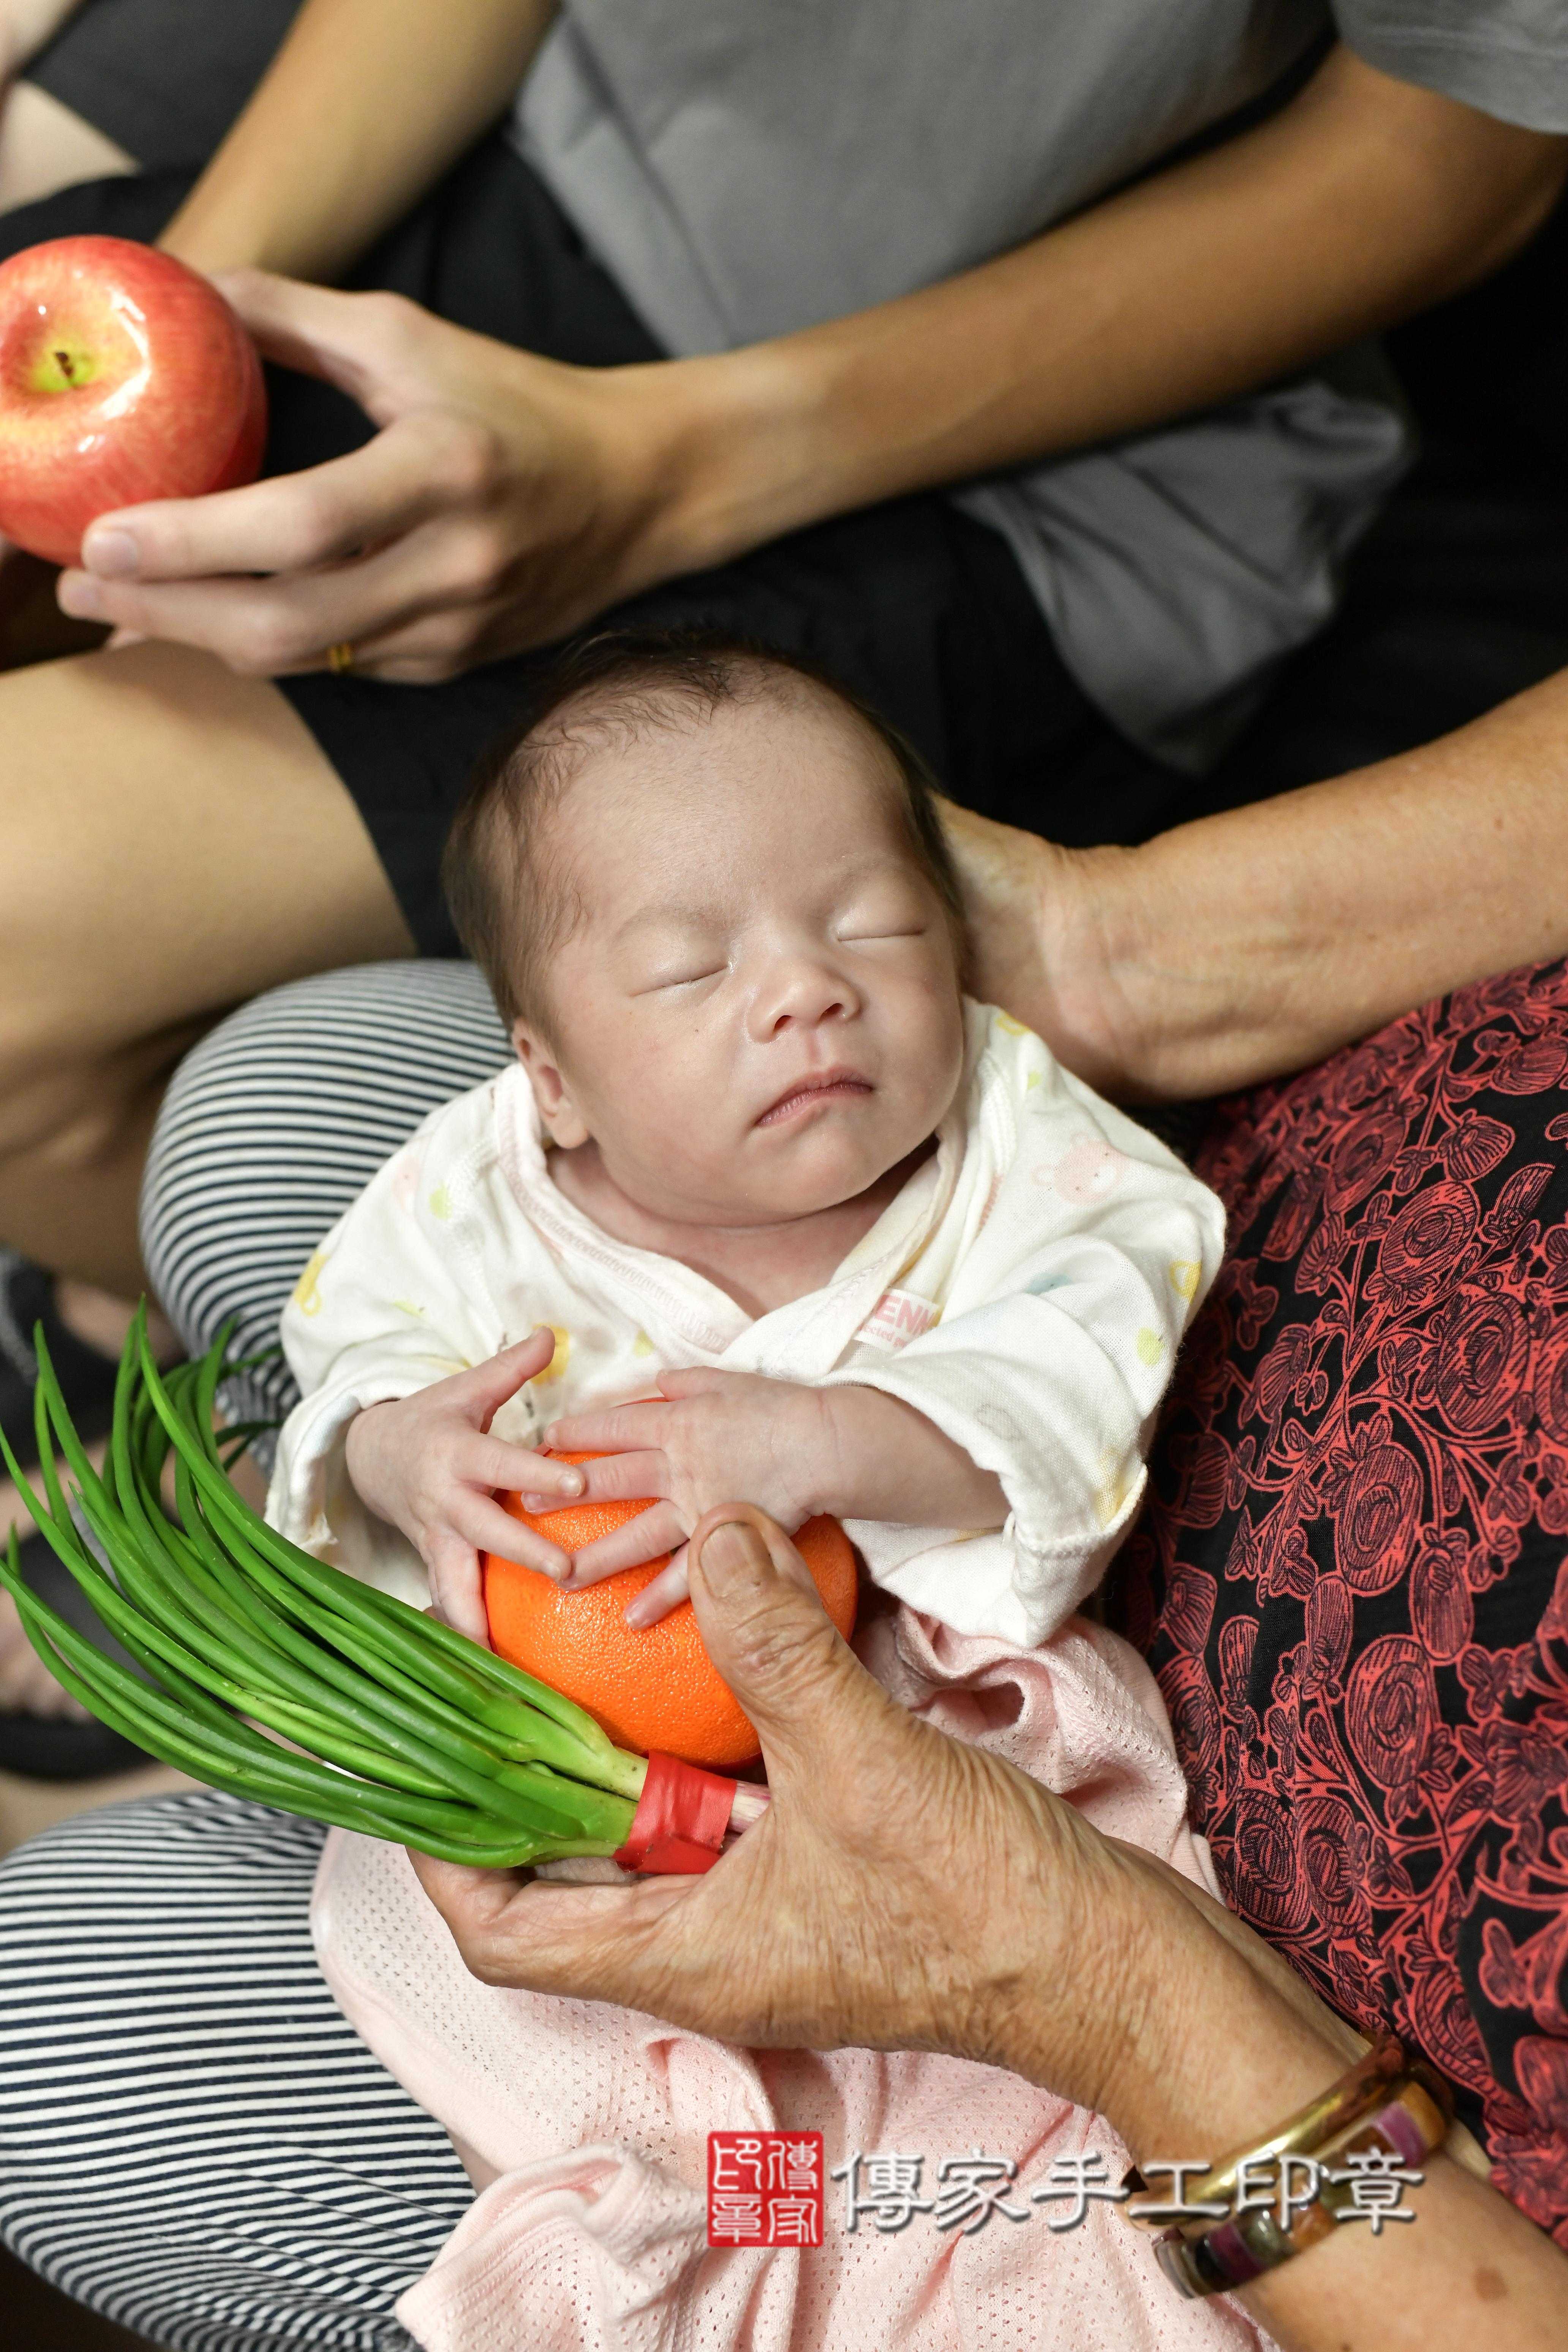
[512,3,1568,769]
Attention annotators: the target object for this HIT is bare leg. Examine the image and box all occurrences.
[0,645,405,1717]
[0,80,133,213]
[0,639,414,1290]
[52,1279,174,1360]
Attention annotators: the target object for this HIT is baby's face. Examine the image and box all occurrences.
[515,683,966,1230]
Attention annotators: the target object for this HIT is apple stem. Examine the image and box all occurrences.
[54,349,75,382]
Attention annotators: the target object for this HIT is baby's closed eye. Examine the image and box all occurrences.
[642,962,727,992]
[834,876,934,944]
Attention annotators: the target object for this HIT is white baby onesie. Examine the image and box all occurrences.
[267,1001,1224,1649]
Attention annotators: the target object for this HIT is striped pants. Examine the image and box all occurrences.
[1,966,511,2349]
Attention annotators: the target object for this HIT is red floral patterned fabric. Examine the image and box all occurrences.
[1114,960,1568,2241]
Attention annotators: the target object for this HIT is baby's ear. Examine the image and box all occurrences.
[513,1020,591,1149]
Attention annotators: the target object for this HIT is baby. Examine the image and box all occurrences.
[267,631,1224,1657]
[269,630,1238,2350]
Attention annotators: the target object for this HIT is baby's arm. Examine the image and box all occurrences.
[342,1329,588,1640]
[549,1035,1227,1641]
[809,1075,1227,1643]
[792,1384,1006,1529]
[269,1091,590,1628]
[543,1370,1004,1623]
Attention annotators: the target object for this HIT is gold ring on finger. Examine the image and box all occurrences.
[326,640,356,675]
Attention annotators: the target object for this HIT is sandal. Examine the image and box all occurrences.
[0,1254,122,1480]
[0,1528,148,1783]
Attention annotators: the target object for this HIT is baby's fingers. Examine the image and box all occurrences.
[423,1530,490,1645]
[565,1502,687,1586]
[545,1401,667,1455]
[621,1547,690,1629]
[450,1491,571,1582]
[466,1433,585,1502]
[567,1450,669,1506]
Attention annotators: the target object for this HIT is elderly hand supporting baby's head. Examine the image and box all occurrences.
[411,1505,1165,2125]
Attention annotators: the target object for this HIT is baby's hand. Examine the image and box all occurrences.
[343,1329,586,1642]
[543,1370,833,1626]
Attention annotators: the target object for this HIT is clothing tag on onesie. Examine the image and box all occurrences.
[855,1289,939,1351]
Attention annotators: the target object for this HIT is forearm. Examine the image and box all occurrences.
[415,1507,1568,2349]
[1011,1859,1568,2352]
[659,49,1565,571]
[1060,664,1568,1100]
[814,1386,1006,1530]
[158,0,556,281]
[1244,2151,1562,2352]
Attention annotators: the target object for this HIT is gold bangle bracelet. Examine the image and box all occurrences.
[1150,2066,1454,2300]
[1123,2035,1415,2232]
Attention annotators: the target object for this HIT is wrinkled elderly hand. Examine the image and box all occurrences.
[411,1507,1348,2147]
[55,271,710,683]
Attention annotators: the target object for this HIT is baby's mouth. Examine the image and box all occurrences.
[756,1071,874,1127]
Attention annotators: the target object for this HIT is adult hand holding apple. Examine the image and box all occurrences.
[0,237,267,566]
[50,268,726,683]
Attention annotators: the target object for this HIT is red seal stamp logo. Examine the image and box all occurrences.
[708,2131,824,2246]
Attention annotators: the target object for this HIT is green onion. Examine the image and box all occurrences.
[0,1307,651,1866]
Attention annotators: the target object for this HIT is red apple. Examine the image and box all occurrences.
[0,235,267,567]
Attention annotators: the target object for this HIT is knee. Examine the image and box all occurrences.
[0,1030,182,1183]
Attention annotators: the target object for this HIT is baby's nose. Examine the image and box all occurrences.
[758,955,856,1034]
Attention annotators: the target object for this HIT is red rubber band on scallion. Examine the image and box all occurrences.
[614,1751,737,1874]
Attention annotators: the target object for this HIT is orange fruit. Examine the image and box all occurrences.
[482,1452,858,1767]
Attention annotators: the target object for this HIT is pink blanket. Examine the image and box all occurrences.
[311,1607,1271,2352]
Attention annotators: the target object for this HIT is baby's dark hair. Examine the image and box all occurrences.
[441,628,966,1034]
